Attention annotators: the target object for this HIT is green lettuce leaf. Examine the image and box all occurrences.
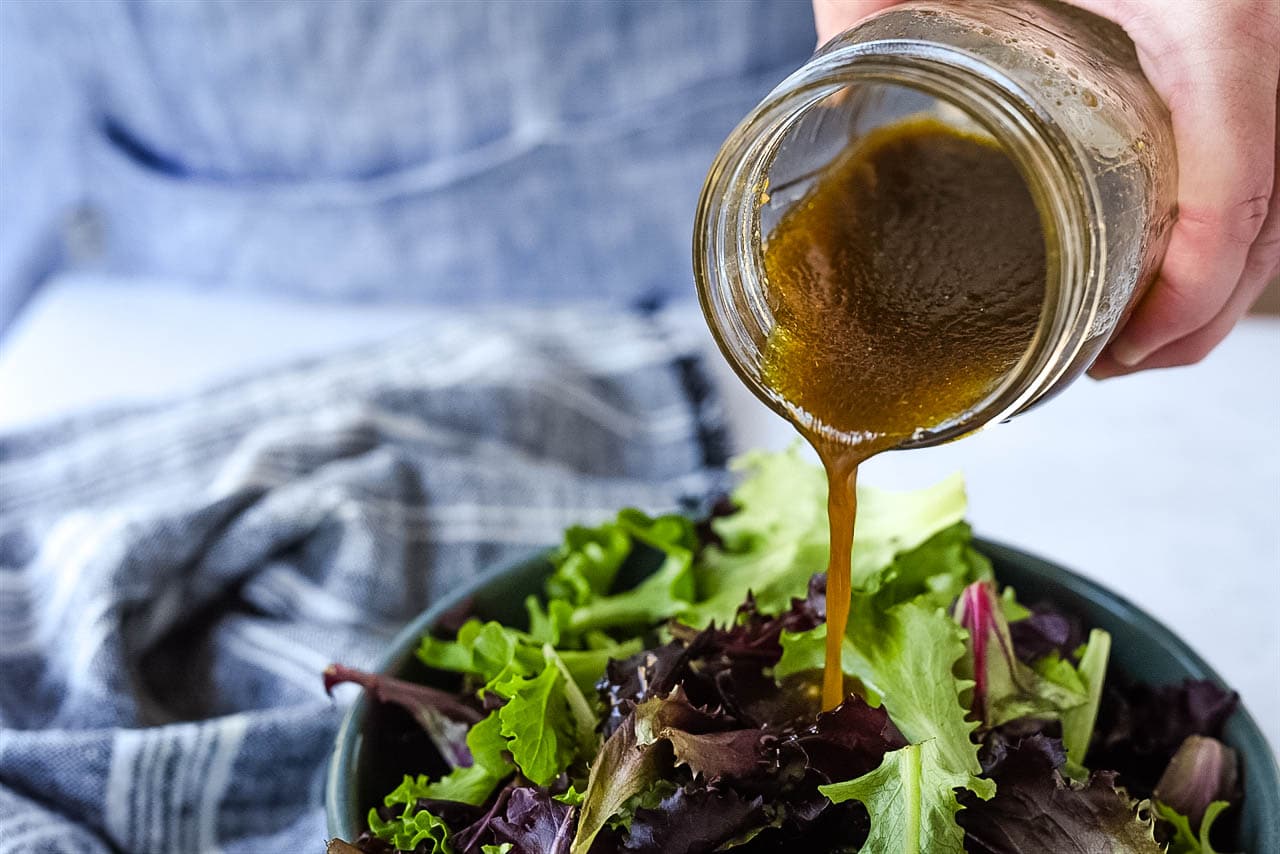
[1057,628,1111,774]
[546,523,632,605]
[496,664,577,786]
[367,801,452,853]
[684,448,968,626]
[417,620,544,687]
[779,598,982,777]
[558,510,698,635]
[1154,800,1233,854]
[421,711,512,805]
[852,600,984,776]
[848,478,972,594]
[870,522,994,611]
[821,739,995,854]
[417,623,596,790]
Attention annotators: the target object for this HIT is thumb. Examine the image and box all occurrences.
[812,0,906,46]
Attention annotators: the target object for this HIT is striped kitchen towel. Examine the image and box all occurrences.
[0,306,728,853]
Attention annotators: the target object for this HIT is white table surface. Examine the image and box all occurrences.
[2,277,1277,753]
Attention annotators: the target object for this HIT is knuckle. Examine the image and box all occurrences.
[1178,190,1273,247]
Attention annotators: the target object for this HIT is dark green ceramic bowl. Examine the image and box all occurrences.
[326,539,1280,851]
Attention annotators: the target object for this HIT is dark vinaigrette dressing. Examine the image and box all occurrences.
[759,118,1047,709]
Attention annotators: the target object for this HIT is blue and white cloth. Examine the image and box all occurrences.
[0,2,815,850]
[0,308,731,852]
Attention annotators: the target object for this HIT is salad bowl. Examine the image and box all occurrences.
[326,537,1278,851]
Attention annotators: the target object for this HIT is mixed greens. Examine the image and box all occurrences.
[326,449,1243,854]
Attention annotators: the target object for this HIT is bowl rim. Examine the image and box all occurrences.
[325,537,1279,842]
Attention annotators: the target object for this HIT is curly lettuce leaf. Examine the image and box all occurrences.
[684,448,968,625]
[367,802,452,853]
[631,689,768,784]
[871,522,994,611]
[853,600,984,776]
[792,695,908,784]
[956,732,1162,853]
[821,739,995,854]
[779,598,981,777]
[421,711,512,805]
[416,623,596,792]
[418,620,544,687]
[558,510,698,635]
[546,523,632,606]
[495,665,577,787]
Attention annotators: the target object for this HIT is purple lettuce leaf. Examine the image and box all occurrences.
[977,718,1065,775]
[1089,678,1238,797]
[598,641,695,739]
[631,687,771,784]
[1008,602,1085,664]
[957,733,1162,853]
[619,785,770,853]
[325,663,482,769]
[487,787,577,854]
[789,695,906,785]
[597,589,825,739]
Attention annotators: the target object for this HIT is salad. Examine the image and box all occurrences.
[326,449,1242,854]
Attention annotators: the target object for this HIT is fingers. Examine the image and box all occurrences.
[813,0,1280,376]
[1089,269,1276,378]
[1093,1,1280,368]
[1090,106,1280,380]
[811,0,904,45]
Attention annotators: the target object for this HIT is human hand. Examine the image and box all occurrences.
[812,0,1280,378]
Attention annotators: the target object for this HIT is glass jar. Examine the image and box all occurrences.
[694,0,1176,448]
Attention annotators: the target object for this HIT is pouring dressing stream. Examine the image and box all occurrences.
[757,118,1046,709]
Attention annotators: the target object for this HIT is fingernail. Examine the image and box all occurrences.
[1107,335,1149,368]
[1087,352,1123,380]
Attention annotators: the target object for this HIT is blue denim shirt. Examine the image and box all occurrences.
[0,0,815,331]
